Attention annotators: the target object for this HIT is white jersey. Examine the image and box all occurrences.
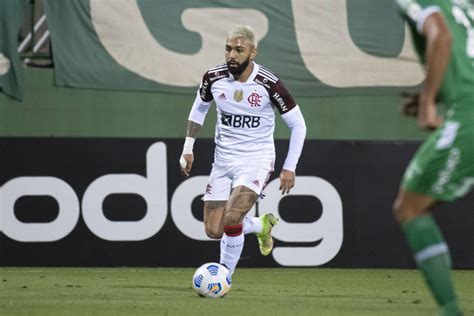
[191,62,297,163]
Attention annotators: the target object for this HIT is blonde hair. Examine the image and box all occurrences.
[227,25,256,47]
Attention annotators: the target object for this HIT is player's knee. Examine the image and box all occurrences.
[393,189,434,224]
[392,198,418,224]
[205,228,223,239]
[392,200,405,224]
[204,220,223,239]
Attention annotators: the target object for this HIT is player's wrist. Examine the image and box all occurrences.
[419,90,436,105]
[182,137,195,155]
[282,163,296,173]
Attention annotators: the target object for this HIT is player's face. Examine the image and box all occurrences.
[225,37,256,76]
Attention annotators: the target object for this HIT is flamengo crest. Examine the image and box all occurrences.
[247,92,262,107]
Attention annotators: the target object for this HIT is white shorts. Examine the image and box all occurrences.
[203,159,274,201]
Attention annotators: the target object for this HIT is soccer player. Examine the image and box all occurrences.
[179,25,306,275]
[395,0,474,315]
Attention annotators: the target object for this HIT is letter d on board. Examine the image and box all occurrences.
[82,142,167,241]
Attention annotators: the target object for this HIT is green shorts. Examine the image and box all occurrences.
[402,106,474,202]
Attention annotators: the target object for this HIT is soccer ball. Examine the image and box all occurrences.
[192,262,232,298]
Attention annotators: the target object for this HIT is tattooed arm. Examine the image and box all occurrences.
[180,120,203,177]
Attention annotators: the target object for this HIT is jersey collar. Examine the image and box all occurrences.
[227,61,259,83]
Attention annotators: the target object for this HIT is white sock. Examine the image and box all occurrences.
[243,216,262,234]
[220,233,244,273]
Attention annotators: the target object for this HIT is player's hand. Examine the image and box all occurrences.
[179,153,194,177]
[418,94,443,131]
[279,169,295,195]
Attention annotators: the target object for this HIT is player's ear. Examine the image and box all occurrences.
[250,46,258,61]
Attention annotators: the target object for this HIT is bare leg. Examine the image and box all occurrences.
[220,186,257,273]
[223,185,258,227]
[203,201,226,239]
[393,188,436,224]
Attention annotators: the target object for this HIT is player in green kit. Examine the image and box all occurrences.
[395,0,474,315]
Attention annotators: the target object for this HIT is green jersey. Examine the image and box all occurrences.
[397,0,474,108]
[397,0,474,201]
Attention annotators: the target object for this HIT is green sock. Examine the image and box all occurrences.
[402,215,461,315]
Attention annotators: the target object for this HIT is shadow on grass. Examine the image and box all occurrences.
[115,284,191,292]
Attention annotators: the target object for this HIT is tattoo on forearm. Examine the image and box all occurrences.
[187,120,202,138]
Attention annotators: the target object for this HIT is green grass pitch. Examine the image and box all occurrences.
[1,267,473,315]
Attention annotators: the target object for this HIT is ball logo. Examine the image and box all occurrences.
[207,264,219,275]
[194,274,204,287]
[208,283,222,295]
[247,92,262,107]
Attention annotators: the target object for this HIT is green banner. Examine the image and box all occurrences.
[44,0,425,97]
[0,0,28,101]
